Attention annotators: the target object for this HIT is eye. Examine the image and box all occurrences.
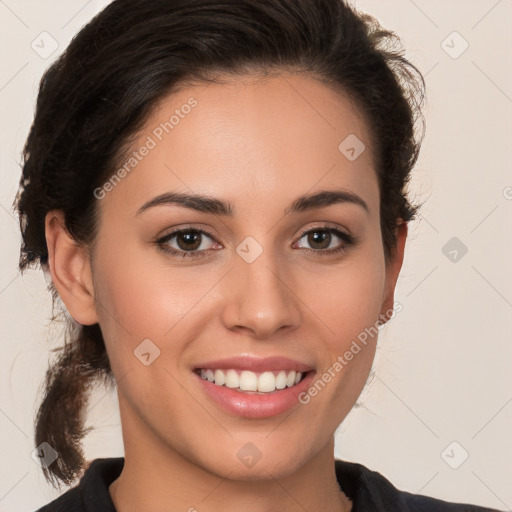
[156,227,220,258]
[155,224,356,259]
[294,226,354,256]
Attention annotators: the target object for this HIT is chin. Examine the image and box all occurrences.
[196,438,313,481]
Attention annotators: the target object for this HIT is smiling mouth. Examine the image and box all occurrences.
[194,368,309,394]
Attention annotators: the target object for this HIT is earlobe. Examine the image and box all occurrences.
[45,210,98,325]
[379,221,408,326]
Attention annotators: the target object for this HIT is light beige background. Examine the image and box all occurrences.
[1,1,511,510]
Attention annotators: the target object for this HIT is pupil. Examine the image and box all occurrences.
[309,231,330,249]
[178,231,200,251]
[175,230,332,252]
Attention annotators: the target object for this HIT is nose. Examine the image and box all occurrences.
[220,245,302,339]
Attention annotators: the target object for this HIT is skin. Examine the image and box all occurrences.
[45,72,407,512]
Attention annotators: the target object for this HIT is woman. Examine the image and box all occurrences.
[14,0,502,510]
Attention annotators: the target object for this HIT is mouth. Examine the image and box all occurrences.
[192,355,316,418]
[194,368,310,394]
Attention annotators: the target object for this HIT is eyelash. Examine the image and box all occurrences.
[155,224,356,259]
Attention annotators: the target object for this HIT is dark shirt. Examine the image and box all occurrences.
[35,457,502,511]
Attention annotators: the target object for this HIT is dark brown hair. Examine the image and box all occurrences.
[14,0,425,488]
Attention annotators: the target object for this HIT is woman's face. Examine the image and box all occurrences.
[87,73,405,478]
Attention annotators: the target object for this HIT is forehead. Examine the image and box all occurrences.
[99,73,379,219]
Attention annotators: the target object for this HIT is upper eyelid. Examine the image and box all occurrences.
[297,224,351,238]
[158,224,352,246]
[157,225,217,242]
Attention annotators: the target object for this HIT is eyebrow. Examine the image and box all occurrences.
[136,188,369,217]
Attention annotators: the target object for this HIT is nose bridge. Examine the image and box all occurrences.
[221,235,300,336]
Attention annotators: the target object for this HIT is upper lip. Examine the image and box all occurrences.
[194,355,314,373]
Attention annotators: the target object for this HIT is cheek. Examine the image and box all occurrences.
[305,235,385,397]
[91,244,222,370]
[305,245,386,348]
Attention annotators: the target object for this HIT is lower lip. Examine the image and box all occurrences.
[194,371,316,419]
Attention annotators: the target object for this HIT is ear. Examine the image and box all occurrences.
[378,221,408,326]
[45,210,98,325]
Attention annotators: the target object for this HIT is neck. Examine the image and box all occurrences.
[110,453,352,512]
[109,393,352,512]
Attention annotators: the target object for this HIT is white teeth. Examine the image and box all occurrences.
[214,369,225,386]
[199,368,304,393]
[257,371,276,392]
[275,370,287,389]
[239,370,258,391]
[286,371,296,388]
[225,369,240,389]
